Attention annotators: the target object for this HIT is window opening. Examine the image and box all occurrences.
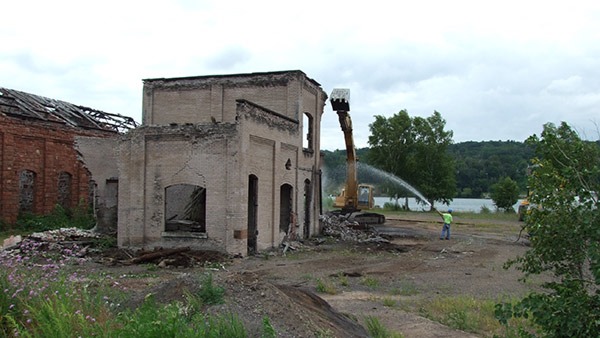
[303,113,314,150]
[19,170,36,214]
[58,172,73,209]
[165,184,206,233]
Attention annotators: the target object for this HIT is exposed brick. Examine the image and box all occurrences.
[0,114,115,224]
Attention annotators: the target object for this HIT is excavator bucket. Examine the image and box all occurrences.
[330,88,350,112]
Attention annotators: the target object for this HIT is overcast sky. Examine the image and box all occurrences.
[2,0,599,150]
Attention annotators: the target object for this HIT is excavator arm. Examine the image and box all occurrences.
[330,89,358,211]
[330,89,385,226]
[328,88,385,225]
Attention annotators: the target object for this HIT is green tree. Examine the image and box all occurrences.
[367,110,455,209]
[490,177,519,212]
[449,141,532,198]
[496,122,600,337]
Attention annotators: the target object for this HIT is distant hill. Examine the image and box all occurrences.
[448,141,533,198]
[321,141,533,198]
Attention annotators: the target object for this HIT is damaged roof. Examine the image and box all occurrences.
[143,69,323,87]
[0,87,139,133]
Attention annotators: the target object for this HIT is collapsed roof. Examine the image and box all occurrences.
[0,87,139,133]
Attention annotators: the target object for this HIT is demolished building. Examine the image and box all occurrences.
[118,70,327,256]
[0,87,138,226]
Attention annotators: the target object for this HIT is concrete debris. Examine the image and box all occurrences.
[0,227,103,265]
[2,235,22,250]
[29,227,103,242]
[320,214,389,244]
[1,227,230,269]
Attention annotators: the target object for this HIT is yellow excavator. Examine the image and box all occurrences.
[329,88,385,225]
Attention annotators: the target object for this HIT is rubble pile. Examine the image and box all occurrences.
[1,227,230,269]
[320,214,389,243]
[0,227,106,267]
[28,227,103,242]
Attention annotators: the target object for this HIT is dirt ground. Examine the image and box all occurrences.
[10,212,535,337]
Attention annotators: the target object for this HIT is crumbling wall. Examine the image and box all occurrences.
[142,71,319,126]
[0,114,112,224]
[118,123,244,254]
[75,136,120,233]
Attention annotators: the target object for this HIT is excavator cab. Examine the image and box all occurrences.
[357,184,375,209]
[333,184,375,210]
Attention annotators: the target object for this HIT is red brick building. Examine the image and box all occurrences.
[0,87,137,225]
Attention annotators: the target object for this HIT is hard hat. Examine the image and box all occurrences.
[448,209,453,213]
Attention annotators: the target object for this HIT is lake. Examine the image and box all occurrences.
[374,197,523,213]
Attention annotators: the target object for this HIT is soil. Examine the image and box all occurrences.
[22,212,535,337]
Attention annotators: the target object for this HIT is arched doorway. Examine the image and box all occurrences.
[247,175,258,255]
[303,179,312,239]
[279,184,293,236]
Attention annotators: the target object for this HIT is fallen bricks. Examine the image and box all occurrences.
[319,214,389,243]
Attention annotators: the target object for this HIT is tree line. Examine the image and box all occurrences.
[322,140,533,200]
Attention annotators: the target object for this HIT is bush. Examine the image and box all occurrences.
[491,177,519,211]
[198,273,225,305]
[16,202,95,232]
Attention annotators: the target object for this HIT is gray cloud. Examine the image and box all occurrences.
[2,0,599,150]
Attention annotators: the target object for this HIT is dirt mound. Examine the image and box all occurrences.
[212,270,369,338]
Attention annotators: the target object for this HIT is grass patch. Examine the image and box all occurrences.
[382,297,397,307]
[390,280,419,296]
[0,263,260,337]
[336,272,349,287]
[315,278,338,295]
[262,316,277,338]
[360,276,379,289]
[418,296,490,332]
[417,295,534,336]
[365,316,404,338]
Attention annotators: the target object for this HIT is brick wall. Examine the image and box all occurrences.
[0,114,116,224]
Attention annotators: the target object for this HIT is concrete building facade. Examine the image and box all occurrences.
[118,70,327,256]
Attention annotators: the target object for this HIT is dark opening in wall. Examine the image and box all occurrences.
[164,184,206,233]
[19,170,36,214]
[58,171,72,209]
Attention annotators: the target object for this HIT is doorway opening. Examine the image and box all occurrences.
[247,175,258,255]
[303,179,312,239]
[279,184,293,236]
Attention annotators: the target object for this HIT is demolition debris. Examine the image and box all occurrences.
[320,214,390,244]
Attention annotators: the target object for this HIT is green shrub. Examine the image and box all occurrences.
[198,273,225,305]
[16,202,95,232]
